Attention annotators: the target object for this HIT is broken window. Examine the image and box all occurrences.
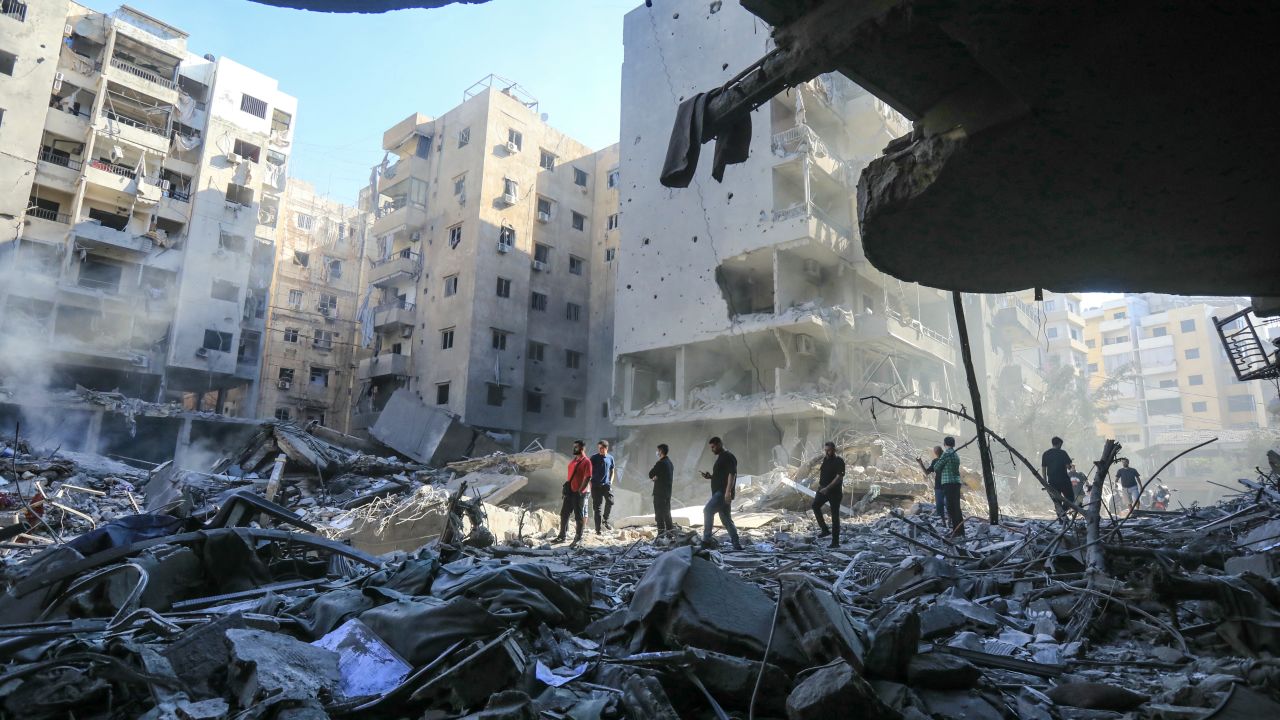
[525,391,543,414]
[272,108,292,135]
[573,167,588,186]
[605,248,616,262]
[318,293,337,313]
[492,329,509,351]
[498,225,515,251]
[530,291,547,311]
[218,231,246,253]
[238,331,261,362]
[78,256,123,293]
[565,349,582,369]
[278,368,294,382]
[449,224,463,249]
[232,139,261,163]
[436,382,450,405]
[563,398,578,418]
[496,277,511,298]
[240,93,267,118]
[88,207,128,231]
[715,255,775,317]
[565,302,581,322]
[203,329,232,353]
[534,243,550,263]
[444,274,458,296]
[607,169,619,188]
[288,289,304,307]
[210,279,239,302]
[313,329,334,350]
[415,135,432,158]
[486,383,506,406]
[453,174,466,196]
[326,257,342,279]
[502,177,518,199]
[458,127,470,148]
[528,341,545,362]
[540,150,555,170]
[309,366,329,387]
[536,197,553,221]
[226,183,254,207]
[569,255,584,275]
[0,50,15,76]
[441,327,455,349]
[571,212,586,231]
[296,213,314,230]
[507,128,522,151]
[607,213,619,230]
[283,327,299,343]
[293,250,310,267]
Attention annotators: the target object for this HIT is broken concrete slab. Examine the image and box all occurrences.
[865,604,920,681]
[786,661,901,720]
[225,628,341,708]
[1047,682,1149,711]
[370,388,503,465]
[905,653,981,690]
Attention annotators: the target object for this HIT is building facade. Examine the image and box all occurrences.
[257,179,363,431]
[0,3,295,416]
[352,78,619,452]
[614,1,969,476]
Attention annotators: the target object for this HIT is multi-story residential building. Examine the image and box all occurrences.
[613,1,967,475]
[257,179,363,431]
[350,77,619,452]
[0,3,295,416]
[989,291,1087,403]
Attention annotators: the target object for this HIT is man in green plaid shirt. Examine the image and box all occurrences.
[937,436,964,536]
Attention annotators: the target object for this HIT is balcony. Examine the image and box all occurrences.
[771,124,857,187]
[372,301,417,331]
[1100,317,1131,333]
[23,208,72,245]
[994,301,1040,344]
[1139,334,1174,350]
[73,219,153,255]
[57,45,98,88]
[99,110,170,153]
[105,56,179,103]
[852,310,955,363]
[770,201,855,258]
[45,106,91,139]
[368,250,421,287]
[35,149,82,192]
[371,199,427,238]
[999,357,1047,394]
[1101,338,1135,355]
[357,353,411,380]
[2,1,28,22]
[377,155,429,193]
[1141,361,1178,376]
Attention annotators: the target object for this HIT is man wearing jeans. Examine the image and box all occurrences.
[699,436,742,551]
[589,440,616,533]
[811,441,846,548]
[553,440,593,546]
[937,436,965,536]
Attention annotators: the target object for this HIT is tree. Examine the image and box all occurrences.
[995,364,1131,468]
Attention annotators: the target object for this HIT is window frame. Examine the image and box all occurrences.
[441,327,455,349]
[496,276,512,298]
[443,274,459,297]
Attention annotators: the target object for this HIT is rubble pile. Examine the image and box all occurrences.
[0,425,1277,718]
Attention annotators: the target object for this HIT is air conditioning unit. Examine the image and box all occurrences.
[500,192,517,205]
[318,305,330,316]
[129,354,149,368]
[194,347,209,358]
[277,379,292,390]
[64,24,74,37]
[409,230,422,242]
[497,240,512,253]
[161,179,171,191]
[531,260,548,272]
[795,333,816,356]
[803,258,822,280]
[401,326,414,338]
[505,141,519,153]
[227,152,243,165]
[536,211,551,223]
[53,72,64,93]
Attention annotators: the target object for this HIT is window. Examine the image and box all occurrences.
[525,391,543,413]
[1152,326,1167,337]
[569,255,584,275]
[415,134,432,158]
[232,139,261,163]
[1044,300,1056,312]
[1069,328,1081,340]
[440,327,455,349]
[1086,339,1096,348]
[502,177,518,198]
[278,368,295,383]
[453,174,466,196]
[602,401,609,418]
[565,302,581,322]
[271,108,292,134]
[436,382,450,405]
[219,231,246,252]
[1192,401,1208,412]
[0,107,4,128]
[1158,379,1178,388]
[1046,327,1058,339]
[1227,395,1256,412]
[0,50,16,76]
[326,258,342,279]
[288,289,303,307]
[293,250,310,267]
[210,279,239,302]
[240,94,267,118]
[571,212,586,231]
[313,329,335,349]
[566,349,582,369]
[492,329,509,350]
[1087,363,1099,373]
[536,196,553,221]
[498,225,515,250]
[605,248,616,262]
[540,150,555,170]
[458,127,470,148]
[563,398,579,418]
[530,291,547,311]
[274,408,291,421]
[448,224,463,249]
[203,330,232,352]
[528,341,545,362]
[1113,311,1126,320]
[1185,348,1200,359]
[573,167,588,186]
[444,274,458,296]
[318,293,337,312]
[507,128,522,151]
[1147,398,1181,415]
[225,183,254,206]
[283,327,299,343]
[534,243,551,263]
[486,383,506,406]
[607,169,619,188]
[296,213,314,230]
[309,367,330,387]
[607,213,619,230]
[1180,319,1196,333]
[496,276,511,298]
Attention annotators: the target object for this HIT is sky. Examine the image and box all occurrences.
[116,0,638,204]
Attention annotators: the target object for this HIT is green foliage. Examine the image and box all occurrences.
[995,364,1131,464]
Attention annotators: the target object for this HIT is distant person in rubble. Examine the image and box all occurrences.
[917,445,945,519]
[700,436,743,551]
[1041,437,1075,521]
[812,441,847,548]
[937,436,965,536]
[589,440,617,533]
[554,440,593,545]
[649,443,675,535]
[1068,464,1089,503]
[1152,482,1171,510]
[1116,458,1142,510]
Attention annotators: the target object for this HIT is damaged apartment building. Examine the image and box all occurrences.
[352,76,619,452]
[257,179,365,432]
[0,3,294,418]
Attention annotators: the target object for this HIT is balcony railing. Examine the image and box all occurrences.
[163,187,191,202]
[26,207,71,224]
[372,248,420,267]
[76,276,122,294]
[103,109,168,137]
[109,56,177,90]
[89,159,137,179]
[1,0,27,22]
[375,298,416,312]
[886,308,951,345]
[771,124,855,182]
[38,148,82,171]
[771,201,852,237]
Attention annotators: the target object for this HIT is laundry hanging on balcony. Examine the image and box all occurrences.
[355,286,376,349]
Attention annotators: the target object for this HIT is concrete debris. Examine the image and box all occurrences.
[0,422,1277,719]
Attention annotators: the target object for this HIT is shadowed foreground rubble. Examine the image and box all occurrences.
[1,426,1278,719]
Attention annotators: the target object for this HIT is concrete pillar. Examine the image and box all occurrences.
[84,410,104,454]
[674,347,687,409]
[621,358,635,413]
[173,417,193,468]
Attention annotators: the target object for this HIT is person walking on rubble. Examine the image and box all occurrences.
[554,440,593,546]
[1041,436,1075,521]
[1116,458,1142,510]
[812,441,846,548]
[1068,464,1089,503]
[700,436,743,551]
[589,440,617,533]
[649,443,675,535]
[937,436,965,536]
[917,445,945,520]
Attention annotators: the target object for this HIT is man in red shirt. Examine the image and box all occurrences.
[554,440,593,546]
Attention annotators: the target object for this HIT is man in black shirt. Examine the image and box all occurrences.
[1116,458,1142,509]
[1041,436,1074,521]
[699,436,742,551]
[649,443,675,535]
[812,441,846,548]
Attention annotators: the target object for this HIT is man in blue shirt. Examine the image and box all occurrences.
[589,440,616,533]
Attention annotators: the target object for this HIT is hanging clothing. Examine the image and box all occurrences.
[660,89,752,188]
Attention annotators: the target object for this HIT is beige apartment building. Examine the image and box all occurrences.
[256,179,364,431]
[352,77,620,451]
[0,3,295,417]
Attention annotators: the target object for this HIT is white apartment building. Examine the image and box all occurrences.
[613,1,967,475]
[352,78,619,452]
[0,3,296,415]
